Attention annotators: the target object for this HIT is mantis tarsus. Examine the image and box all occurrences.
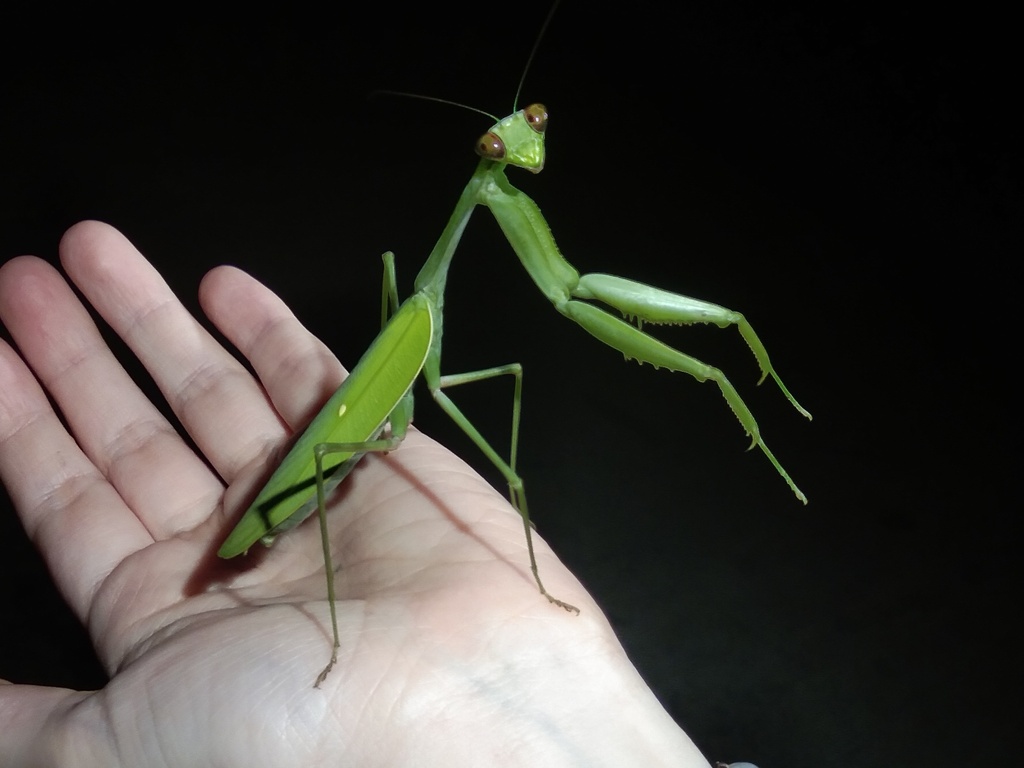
[218,74,811,691]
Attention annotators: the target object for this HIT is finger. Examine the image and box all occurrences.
[198,264,346,430]
[59,222,287,493]
[0,336,150,617]
[0,248,224,541]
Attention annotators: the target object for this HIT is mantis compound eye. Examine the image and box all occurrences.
[523,103,548,133]
[476,131,505,160]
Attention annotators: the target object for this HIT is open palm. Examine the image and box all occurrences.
[0,222,710,767]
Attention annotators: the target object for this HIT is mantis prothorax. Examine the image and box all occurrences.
[218,102,811,687]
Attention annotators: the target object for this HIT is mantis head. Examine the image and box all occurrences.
[475,103,548,173]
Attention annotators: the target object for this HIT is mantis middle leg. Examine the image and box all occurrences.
[423,357,580,614]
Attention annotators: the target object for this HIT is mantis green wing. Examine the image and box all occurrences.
[218,290,433,558]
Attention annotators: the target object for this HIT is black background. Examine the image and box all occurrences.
[1,5,1018,765]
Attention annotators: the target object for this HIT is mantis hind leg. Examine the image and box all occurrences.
[427,364,579,614]
[311,418,411,688]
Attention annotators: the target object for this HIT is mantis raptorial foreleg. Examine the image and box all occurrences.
[481,164,811,502]
[564,278,808,502]
[574,273,811,420]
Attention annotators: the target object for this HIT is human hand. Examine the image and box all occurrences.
[0,221,712,767]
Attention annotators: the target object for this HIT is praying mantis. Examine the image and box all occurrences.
[218,29,811,692]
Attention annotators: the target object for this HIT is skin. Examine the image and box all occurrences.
[0,221,716,767]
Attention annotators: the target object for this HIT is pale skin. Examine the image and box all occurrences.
[0,222,719,767]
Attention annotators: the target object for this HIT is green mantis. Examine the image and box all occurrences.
[218,102,811,687]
